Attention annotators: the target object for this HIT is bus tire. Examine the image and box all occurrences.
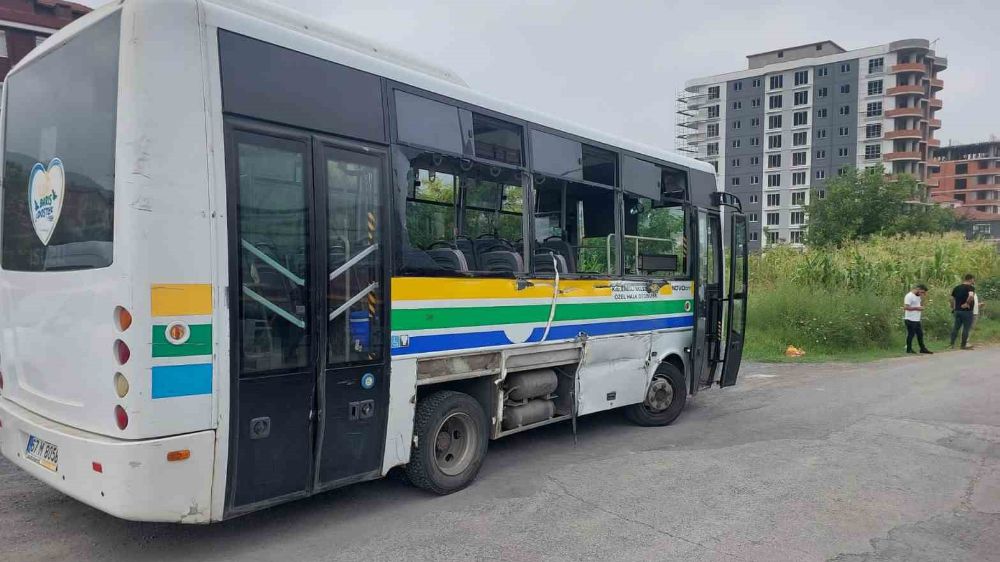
[405,390,489,495]
[624,363,687,427]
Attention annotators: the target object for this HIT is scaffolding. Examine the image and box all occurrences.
[675,89,706,155]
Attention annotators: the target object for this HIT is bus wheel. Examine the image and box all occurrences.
[624,364,687,427]
[406,391,488,495]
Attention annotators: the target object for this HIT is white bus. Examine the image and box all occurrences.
[0,0,748,523]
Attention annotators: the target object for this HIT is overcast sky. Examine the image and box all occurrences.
[82,0,998,151]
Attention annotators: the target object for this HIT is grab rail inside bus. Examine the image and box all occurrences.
[605,234,677,275]
[329,243,378,281]
[328,282,378,322]
[242,285,306,329]
[241,239,305,286]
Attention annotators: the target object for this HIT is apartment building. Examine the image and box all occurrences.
[0,0,89,87]
[678,40,946,249]
[928,141,1000,216]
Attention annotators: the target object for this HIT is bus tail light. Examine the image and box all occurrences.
[114,306,133,332]
[114,340,130,365]
[114,373,129,398]
[167,449,190,462]
[92,462,103,473]
[114,406,128,430]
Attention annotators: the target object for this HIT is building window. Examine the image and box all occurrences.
[816,149,826,159]
[868,57,884,74]
[732,101,743,110]
[838,166,848,176]
[752,78,761,88]
[864,144,881,160]
[838,147,849,157]
[977,175,989,185]
[794,70,809,86]
[733,120,742,129]
[768,154,781,167]
[749,195,759,204]
[750,231,759,242]
[749,156,760,165]
[815,169,826,179]
[734,81,743,91]
[707,143,719,156]
[865,123,882,139]
[978,160,989,170]
[750,137,760,147]
[751,97,761,107]
[792,152,807,166]
[841,62,851,73]
[731,177,740,186]
[749,212,759,223]
[708,86,720,99]
[792,192,806,205]
[731,139,741,148]
[955,178,967,189]
[731,158,741,167]
[751,117,760,127]
[770,75,784,89]
[750,175,760,185]
[817,87,828,98]
[707,123,719,137]
[794,91,809,105]
[867,80,883,96]
[817,108,828,118]
[708,105,720,118]
[790,211,805,225]
[768,135,782,150]
[767,174,781,187]
[767,193,781,206]
[866,102,883,117]
[816,129,828,139]
[789,230,803,244]
[766,212,780,226]
[817,67,829,77]
[769,94,783,110]
[767,231,779,244]
[792,171,807,185]
[840,84,851,94]
[818,189,827,199]
[956,163,968,174]
[793,111,808,126]
[768,115,782,129]
[793,131,807,146]
[839,105,851,116]
[972,223,992,236]
[839,126,850,136]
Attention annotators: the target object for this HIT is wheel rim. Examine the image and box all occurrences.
[433,412,478,476]
[643,377,674,413]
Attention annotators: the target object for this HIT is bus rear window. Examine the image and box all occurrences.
[1,11,120,271]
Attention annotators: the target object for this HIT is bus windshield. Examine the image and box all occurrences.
[1,11,120,271]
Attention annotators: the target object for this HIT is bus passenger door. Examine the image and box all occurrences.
[688,209,723,394]
[314,138,390,490]
[719,214,748,387]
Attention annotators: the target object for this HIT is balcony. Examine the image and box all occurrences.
[887,84,924,96]
[886,106,924,118]
[885,151,923,161]
[927,138,941,147]
[891,62,927,74]
[928,77,944,90]
[928,118,942,129]
[930,98,943,109]
[885,128,923,140]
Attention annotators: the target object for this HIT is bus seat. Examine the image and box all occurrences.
[427,248,470,272]
[481,250,523,273]
[539,237,576,273]
[455,237,477,270]
[533,253,568,274]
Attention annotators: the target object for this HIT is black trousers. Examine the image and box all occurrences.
[951,310,974,348]
[905,320,927,352]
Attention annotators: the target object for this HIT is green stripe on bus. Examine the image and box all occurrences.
[391,300,691,331]
[152,324,213,358]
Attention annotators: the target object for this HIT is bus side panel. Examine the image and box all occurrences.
[381,357,417,474]
[118,0,219,438]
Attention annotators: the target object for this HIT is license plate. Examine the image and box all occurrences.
[25,435,58,472]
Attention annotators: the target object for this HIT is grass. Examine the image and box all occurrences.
[744,233,1000,362]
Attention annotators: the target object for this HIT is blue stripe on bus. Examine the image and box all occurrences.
[151,364,213,399]
[390,315,694,356]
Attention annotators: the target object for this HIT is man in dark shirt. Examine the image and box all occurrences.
[950,274,976,349]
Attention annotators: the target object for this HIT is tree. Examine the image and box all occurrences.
[805,167,962,247]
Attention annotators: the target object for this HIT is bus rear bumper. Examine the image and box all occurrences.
[0,397,216,523]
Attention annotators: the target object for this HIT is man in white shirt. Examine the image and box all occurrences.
[904,284,932,354]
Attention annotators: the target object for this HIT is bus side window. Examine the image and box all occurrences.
[532,177,615,275]
[623,196,686,277]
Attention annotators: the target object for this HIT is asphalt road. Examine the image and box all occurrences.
[3,349,999,562]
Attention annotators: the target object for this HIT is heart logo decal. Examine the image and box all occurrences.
[28,158,65,246]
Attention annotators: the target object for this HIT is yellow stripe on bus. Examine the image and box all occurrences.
[151,284,213,317]
[392,277,672,301]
